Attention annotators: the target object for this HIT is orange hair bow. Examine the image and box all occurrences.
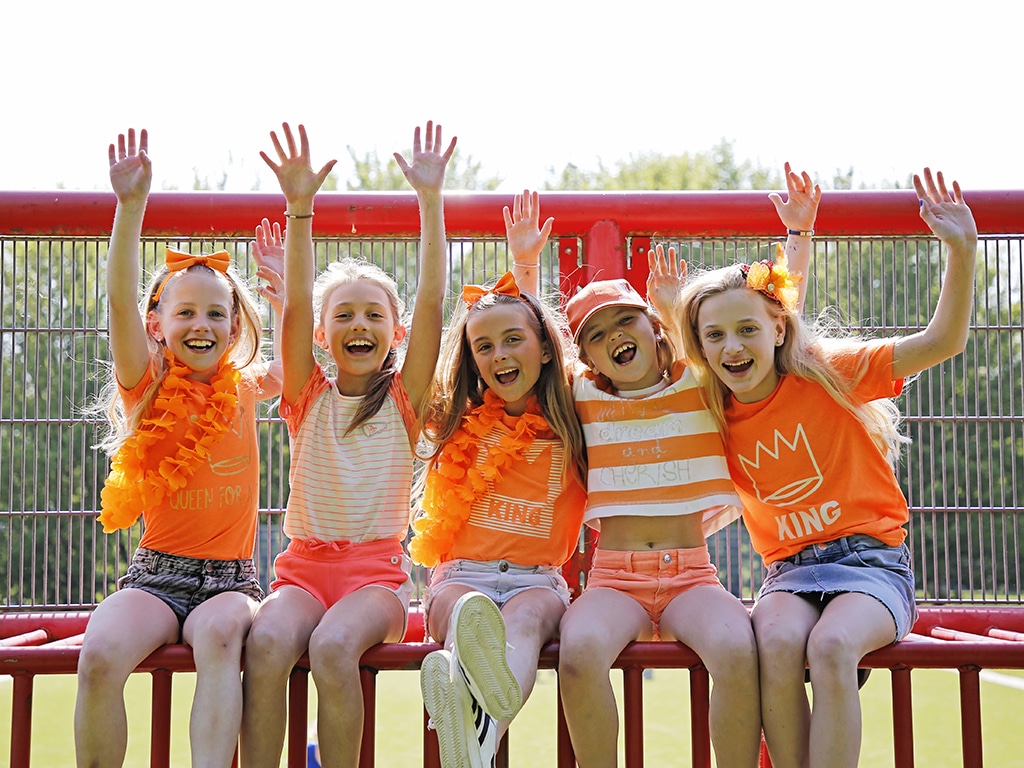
[154,248,232,302]
[740,244,802,312]
[461,271,522,308]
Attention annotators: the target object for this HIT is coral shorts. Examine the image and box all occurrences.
[271,537,412,614]
[587,545,724,627]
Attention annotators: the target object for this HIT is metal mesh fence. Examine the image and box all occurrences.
[2,232,1021,608]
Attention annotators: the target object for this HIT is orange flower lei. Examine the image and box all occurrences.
[741,243,803,311]
[98,350,241,532]
[409,389,552,567]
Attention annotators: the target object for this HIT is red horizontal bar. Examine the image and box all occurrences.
[2,190,1022,237]
[0,630,49,647]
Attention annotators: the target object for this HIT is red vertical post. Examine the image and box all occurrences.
[689,665,712,768]
[9,673,33,768]
[890,667,915,768]
[150,670,173,768]
[423,706,441,768]
[359,667,377,768]
[287,667,310,768]
[622,665,644,768]
[583,220,627,283]
[556,677,577,768]
[959,667,984,768]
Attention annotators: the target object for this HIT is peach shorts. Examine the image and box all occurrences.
[271,537,413,616]
[587,545,724,628]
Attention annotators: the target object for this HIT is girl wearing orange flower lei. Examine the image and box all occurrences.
[76,129,282,768]
[412,262,587,768]
[678,168,978,768]
[240,122,454,768]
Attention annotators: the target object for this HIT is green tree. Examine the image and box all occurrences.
[346,147,501,191]
[545,139,783,191]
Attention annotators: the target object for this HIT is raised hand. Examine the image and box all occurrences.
[393,121,456,195]
[260,123,337,208]
[646,243,687,319]
[252,217,284,311]
[914,168,978,253]
[503,189,554,264]
[769,162,821,233]
[108,128,151,208]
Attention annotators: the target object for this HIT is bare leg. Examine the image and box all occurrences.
[184,591,259,768]
[312,586,405,768]
[805,593,895,768]
[493,588,567,737]
[241,587,324,768]
[751,592,820,768]
[75,589,179,768]
[661,586,760,768]
[557,588,650,768]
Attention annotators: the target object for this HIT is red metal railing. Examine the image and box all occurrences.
[3,609,1024,768]
[3,188,1024,766]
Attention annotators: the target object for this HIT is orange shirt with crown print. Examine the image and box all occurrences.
[724,340,908,564]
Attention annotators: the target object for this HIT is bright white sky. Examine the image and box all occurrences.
[4,1,1021,194]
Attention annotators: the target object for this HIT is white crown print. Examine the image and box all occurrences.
[737,423,823,505]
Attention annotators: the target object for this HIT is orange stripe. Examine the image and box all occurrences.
[575,386,708,422]
[587,478,736,505]
[585,431,726,466]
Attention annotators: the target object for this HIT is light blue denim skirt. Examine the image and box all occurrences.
[757,534,918,641]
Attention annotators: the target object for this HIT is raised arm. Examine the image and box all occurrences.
[768,162,821,311]
[892,169,978,380]
[251,217,285,398]
[646,244,688,354]
[260,123,337,404]
[106,128,153,390]
[504,189,553,297]
[394,121,456,413]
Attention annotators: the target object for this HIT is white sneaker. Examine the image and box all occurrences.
[454,657,498,768]
[449,591,523,721]
[421,650,474,768]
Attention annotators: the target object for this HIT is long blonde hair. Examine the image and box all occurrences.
[419,289,587,485]
[313,258,406,435]
[678,264,908,467]
[95,261,265,455]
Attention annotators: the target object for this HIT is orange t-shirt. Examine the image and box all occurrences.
[120,365,263,560]
[443,412,587,568]
[724,340,908,564]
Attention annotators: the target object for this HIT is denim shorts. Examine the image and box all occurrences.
[423,558,571,627]
[117,547,264,628]
[757,534,918,641]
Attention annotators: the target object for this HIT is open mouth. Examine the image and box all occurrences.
[723,359,753,374]
[495,366,520,385]
[613,342,637,365]
[346,339,375,356]
[184,339,215,351]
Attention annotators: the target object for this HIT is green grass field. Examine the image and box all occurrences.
[3,668,1023,766]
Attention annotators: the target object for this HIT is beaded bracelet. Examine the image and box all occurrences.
[284,211,314,219]
[787,229,814,237]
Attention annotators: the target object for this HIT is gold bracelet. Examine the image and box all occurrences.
[284,211,314,219]
[787,229,814,237]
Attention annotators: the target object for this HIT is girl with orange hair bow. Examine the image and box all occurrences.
[411,248,588,767]
[76,129,283,768]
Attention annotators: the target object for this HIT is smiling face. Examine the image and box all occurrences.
[579,305,665,392]
[696,287,786,403]
[148,270,239,383]
[316,280,405,395]
[466,301,551,416]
